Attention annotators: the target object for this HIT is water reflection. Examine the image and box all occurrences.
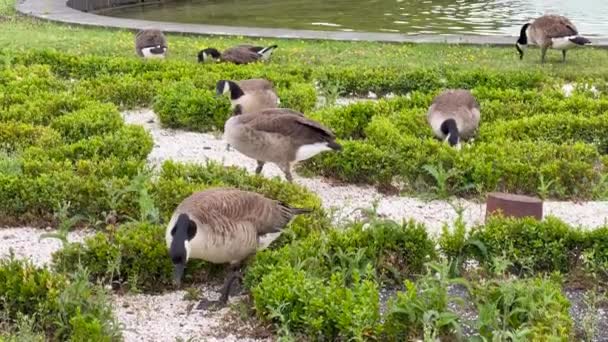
[105,0,608,37]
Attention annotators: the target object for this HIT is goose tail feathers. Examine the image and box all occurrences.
[569,36,592,45]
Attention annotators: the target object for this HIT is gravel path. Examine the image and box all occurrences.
[123,108,608,235]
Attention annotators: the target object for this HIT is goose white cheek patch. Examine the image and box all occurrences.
[184,241,191,261]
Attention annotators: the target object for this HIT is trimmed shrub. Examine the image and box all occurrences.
[472,276,572,340]
[277,82,317,113]
[50,103,123,143]
[0,256,120,340]
[478,113,608,152]
[246,218,436,289]
[252,265,380,340]
[153,80,231,132]
[470,216,584,274]
[45,125,153,161]
[0,122,61,152]
[73,75,157,108]
[52,222,205,292]
[309,100,392,139]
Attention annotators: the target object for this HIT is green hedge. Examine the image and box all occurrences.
[0,256,120,340]
[153,80,231,132]
[50,103,123,143]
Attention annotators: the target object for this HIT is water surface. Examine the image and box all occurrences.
[104,0,608,37]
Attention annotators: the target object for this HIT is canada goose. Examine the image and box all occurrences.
[516,15,591,63]
[224,108,341,182]
[198,44,278,64]
[427,89,480,150]
[135,29,168,59]
[216,79,280,114]
[166,188,311,307]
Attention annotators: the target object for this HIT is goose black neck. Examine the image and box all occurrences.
[517,23,530,45]
[227,81,244,100]
[440,119,459,147]
[169,214,195,261]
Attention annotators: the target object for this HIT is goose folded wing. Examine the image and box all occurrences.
[223,48,260,64]
[545,17,579,38]
[248,114,336,143]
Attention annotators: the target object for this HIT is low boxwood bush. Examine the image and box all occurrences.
[52,222,207,292]
[252,264,380,340]
[0,122,61,152]
[469,216,584,274]
[472,276,572,340]
[153,80,231,132]
[45,125,153,161]
[309,100,392,139]
[0,255,120,340]
[277,82,317,113]
[245,218,436,338]
[50,103,123,143]
[478,113,608,152]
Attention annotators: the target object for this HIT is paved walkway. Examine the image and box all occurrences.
[16,0,608,46]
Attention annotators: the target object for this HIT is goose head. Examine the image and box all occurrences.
[168,213,197,287]
[516,23,530,60]
[198,48,221,63]
[440,118,461,150]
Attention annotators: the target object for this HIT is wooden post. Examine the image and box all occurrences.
[486,192,543,221]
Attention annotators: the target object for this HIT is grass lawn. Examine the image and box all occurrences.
[2,0,608,78]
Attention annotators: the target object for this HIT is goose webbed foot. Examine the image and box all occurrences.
[562,50,567,62]
[217,266,244,304]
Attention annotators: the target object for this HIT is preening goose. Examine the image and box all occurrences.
[166,188,311,307]
[198,44,278,64]
[216,79,280,114]
[135,29,168,59]
[516,15,591,63]
[224,108,341,182]
[427,89,480,150]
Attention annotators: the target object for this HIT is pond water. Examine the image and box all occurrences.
[103,0,608,37]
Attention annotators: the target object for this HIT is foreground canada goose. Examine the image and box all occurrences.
[516,15,591,63]
[224,108,341,181]
[427,89,480,150]
[198,44,278,64]
[216,79,280,114]
[166,188,311,308]
[135,29,168,59]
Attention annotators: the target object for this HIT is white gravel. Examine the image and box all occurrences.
[124,108,608,234]
[0,227,90,267]
[113,290,262,342]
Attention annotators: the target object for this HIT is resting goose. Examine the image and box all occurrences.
[427,89,480,150]
[224,108,341,182]
[516,15,591,63]
[135,29,168,59]
[216,79,280,114]
[166,188,311,308]
[198,44,278,64]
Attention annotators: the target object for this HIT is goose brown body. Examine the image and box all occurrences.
[224,109,341,181]
[165,188,307,265]
[199,44,278,64]
[134,29,168,58]
[427,89,480,145]
[516,15,591,63]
